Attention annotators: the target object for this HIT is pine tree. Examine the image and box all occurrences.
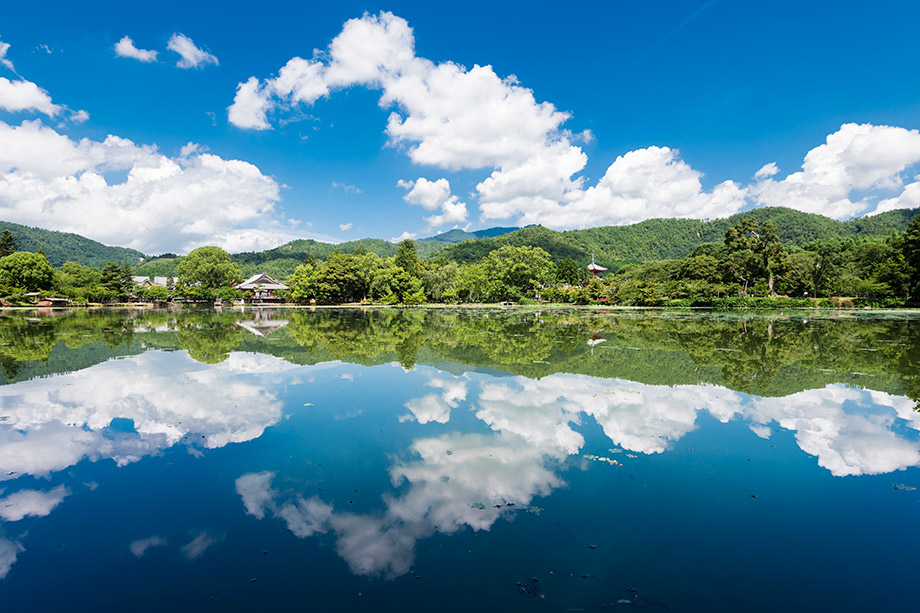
[0,229,20,258]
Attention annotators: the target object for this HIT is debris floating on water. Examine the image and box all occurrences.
[584,454,622,467]
[517,577,544,598]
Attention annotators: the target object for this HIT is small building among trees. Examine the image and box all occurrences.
[235,272,289,301]
[587,255,607,278]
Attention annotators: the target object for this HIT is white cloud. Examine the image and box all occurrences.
[755,162,779,179]
[338,222,353,231]
[399,177,468,227]
[399,178,448,210]
[69,109,89,123]
[331,181,362,194]
[390,230,417,243]
[402,394,452,424]
[870,175,920,215]
[0,119,297,254]
[752,123,920,218]
[0,40,15,71]
[236,425,564,578]
[129,536,166,557]
[0,485,70,521]
[167,33,218,69]
[181,531,218,559]
[0,77,61,116]
[0,538,22,580]
[235,471,277,519]
[227,77,272,130]
[229,13,920,229]
[226,12,744,229]
[477,373,920,476]
[401,376,467,424]
[114,36,158,63]
[0,350,288,480]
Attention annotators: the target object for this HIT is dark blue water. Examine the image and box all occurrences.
[0,308,918,611]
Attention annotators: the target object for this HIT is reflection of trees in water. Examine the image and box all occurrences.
[284,309,589,370]
[0,310,140,381]
[2,308,920,406]
[175,313,244,364]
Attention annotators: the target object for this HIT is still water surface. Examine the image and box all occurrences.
[0,307,918,611]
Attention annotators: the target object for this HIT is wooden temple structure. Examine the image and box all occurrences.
[234,272,289,301]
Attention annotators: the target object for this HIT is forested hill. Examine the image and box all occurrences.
[419,225,530,243]
[137,236,454,277]
[436,207,920,268]
[8,206,919,278]
[0,220,144,268]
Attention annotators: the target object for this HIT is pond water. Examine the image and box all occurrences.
[0,307,918,611]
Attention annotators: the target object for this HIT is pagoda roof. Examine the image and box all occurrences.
[235,272,289,290]
[587,262,608,271]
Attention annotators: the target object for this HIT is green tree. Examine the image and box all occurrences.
[904,215,920,299]
[556,257,580,285]
[177,246,242,291]
[481,245,554,301]
[288,261,319,303]
[0,251,55,291]
[421,261,460,302]
[394,239,422,277]
[0,229,20,258]
[723,217,785,295]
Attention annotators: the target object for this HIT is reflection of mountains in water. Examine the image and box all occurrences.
[1,308,919,402]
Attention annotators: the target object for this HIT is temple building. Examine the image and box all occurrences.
[234,272,289,301]
[587,254,607,278]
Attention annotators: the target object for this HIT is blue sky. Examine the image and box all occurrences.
[1,0,919,255]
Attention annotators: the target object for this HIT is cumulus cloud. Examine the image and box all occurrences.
[227,77,272,130]
[479,373,920,476]
[236,426,564,578]
[230,14,920,228]
[338,222,353,231]
[0,77,62,116]
[114,36,158,63]
[389,230,417,243]
[398,177,468,227]
[226,12,747,228]
[752,123,920,218]
[0,485,70,521]
[0,350,287,480]
[0,120,297,253]
[167,34,218,69]
[401,376,467,424]
[235,471,277,519]
[870,176,920,216]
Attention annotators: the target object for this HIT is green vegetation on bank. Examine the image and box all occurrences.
[1,207,919,307]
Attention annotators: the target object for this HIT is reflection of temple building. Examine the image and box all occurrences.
[235,272,289,302]
[237,309,289,337]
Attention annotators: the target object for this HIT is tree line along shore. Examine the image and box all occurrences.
[0,214,919,308]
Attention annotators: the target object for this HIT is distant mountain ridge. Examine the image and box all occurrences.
[434,207,920,269]
[0,220,144,268]
[5,207,918,279]
[419,225,532,243]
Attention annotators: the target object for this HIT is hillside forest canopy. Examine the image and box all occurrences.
[0,209,918,307]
